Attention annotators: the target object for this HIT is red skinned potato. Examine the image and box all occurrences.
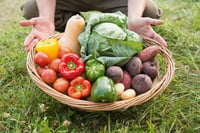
[137,46,159,62]
[41,68,57,84]
[106,66,123,83]
[142,61,158,80]
[120,70,132,90]
[125,57,142,77]
[132,74,152,94]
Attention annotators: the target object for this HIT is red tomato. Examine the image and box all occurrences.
[41,68,57,84]
[49,58,61,72]
[36,67,46,76]
[53,77,69,93]
[34,52,50,67]
[58,47,72,58]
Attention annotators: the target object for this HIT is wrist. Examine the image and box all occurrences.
[127,17,142,31]
[36,0,56,23]
[127,17,138,26]
[127,0,147,23]
[37,16,55,31]
[39,15,55,24]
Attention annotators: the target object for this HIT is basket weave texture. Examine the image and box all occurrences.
[26,34,175,111]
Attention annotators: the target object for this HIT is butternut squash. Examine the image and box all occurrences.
[58,14,85,56]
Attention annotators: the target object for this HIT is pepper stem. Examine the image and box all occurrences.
[75,84,83,91]
[67,62,76,70]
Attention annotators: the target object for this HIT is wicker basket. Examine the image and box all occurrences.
[26,34,175,111]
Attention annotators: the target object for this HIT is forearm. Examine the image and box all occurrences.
[36,0,56,23]
[128,0,147,20]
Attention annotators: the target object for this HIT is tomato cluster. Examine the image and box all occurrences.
[34,46,72,94]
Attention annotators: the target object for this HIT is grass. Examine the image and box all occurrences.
[0,0,200,132]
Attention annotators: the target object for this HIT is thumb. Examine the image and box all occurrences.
[19,19,37,27]
[145,18,164,26]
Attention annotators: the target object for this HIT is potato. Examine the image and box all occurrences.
[137,46,159,62]
[106,66,123,83]
[120,70,132,90]
[131,74,152,94]
[115,83,125,100]
[121,89,136,100]
[142,61,158,80]
[125,57,142,76]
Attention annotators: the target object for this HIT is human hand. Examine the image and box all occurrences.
[127,17,167,47]
[19,17,55,52]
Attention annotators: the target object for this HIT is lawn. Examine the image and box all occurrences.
[0,0,200,132]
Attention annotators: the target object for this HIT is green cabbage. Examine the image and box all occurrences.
[78,11,143,67]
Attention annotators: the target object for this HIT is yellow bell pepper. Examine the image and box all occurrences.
[36,38,59,61]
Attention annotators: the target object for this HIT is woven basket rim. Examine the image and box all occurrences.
[26,34,175,111]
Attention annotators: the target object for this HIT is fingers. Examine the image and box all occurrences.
[143,18,167,46]
[152,32,167,47]
[24,33,40,52]
[25,38,39,52]
[19,18,42,52]
[144,18,164,26]
[24,33,35,47]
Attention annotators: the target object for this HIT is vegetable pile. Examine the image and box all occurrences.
[33,12,160,102]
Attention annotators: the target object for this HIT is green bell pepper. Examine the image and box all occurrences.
[85,59,105,82]
[91,76,117,102]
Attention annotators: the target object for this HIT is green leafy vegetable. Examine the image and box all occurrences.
[93,23,127,40]
[79,11,143,67]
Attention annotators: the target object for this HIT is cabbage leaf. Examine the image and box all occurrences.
[79,11,143,67]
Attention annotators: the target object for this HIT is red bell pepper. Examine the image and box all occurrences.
[68,76,91,99]
[59,53,84,79]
